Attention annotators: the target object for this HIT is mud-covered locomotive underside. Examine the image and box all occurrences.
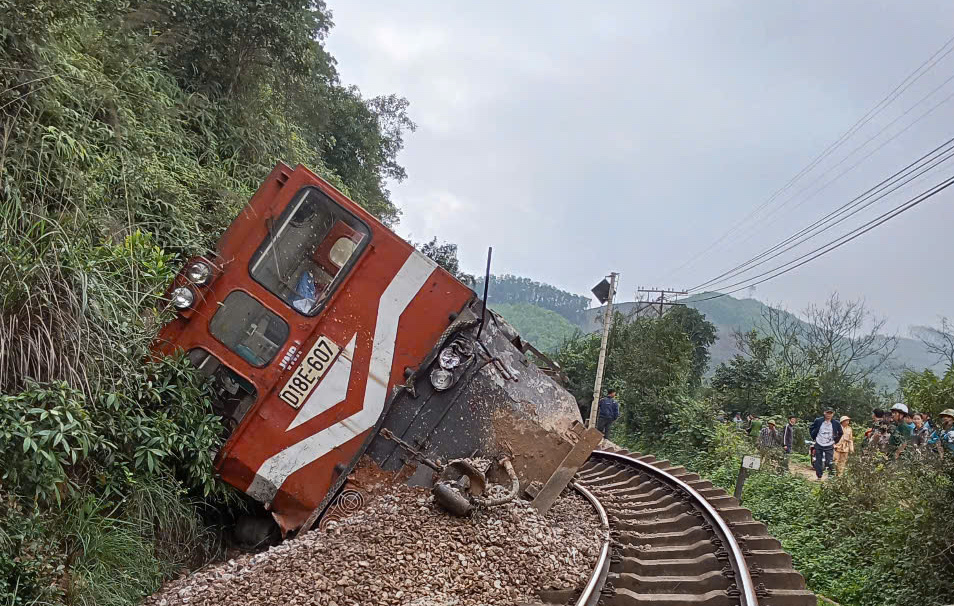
[257,297,585,534]
[361,299,584,507]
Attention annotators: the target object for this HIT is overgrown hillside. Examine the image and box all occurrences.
[491,303,579,353]
[478,274,590,325]
[0,1,412,603]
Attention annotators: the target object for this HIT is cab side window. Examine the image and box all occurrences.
[208,291,289,366]
[249,187,370,316]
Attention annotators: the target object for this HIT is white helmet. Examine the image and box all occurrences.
[890,402,909,414]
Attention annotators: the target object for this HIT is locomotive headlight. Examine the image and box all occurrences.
[438,347,461,370]
[185,261,212,285]
[430,368,454,391]
[171,286,195,310]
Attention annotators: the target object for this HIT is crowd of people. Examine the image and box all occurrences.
[730,404,954,479]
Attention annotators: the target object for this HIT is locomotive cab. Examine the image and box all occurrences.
[155,163,581,533]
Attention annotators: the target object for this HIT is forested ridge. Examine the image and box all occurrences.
[477,274,590,325]
[0,1,413,603]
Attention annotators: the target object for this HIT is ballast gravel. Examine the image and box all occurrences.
[145,485,605,606]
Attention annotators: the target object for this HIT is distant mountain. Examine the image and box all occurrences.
[491,303,580,353]
[486,274,944,387]
[578,292,945,387]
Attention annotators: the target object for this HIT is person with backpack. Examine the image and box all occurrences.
[863,408,887,449]
[809,407,843,479]
[929,409,954,458]
[758,419,780,448]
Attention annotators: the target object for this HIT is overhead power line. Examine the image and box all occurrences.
[688,174,954,303]
[689,136,954,292]
[735,70,954,234]
[653,32,954,283]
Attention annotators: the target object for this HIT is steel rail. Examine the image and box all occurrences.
[571,481,611,606]
[590,450,760,606]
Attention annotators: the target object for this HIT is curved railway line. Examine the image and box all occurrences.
[569,447,817,606]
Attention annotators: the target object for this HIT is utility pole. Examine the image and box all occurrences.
[588,272,618,429]
[635,287,688,318]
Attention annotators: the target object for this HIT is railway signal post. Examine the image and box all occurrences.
[588,272,618,429]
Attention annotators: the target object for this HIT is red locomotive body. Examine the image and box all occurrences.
[155,163,581,533]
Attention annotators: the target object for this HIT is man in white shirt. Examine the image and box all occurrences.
[809,407,843,479]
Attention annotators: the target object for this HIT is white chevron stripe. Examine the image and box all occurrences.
[247,252,437,503]
[285,334,357,432]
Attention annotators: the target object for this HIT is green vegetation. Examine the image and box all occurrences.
[491,303,579,353]
[557,309,701,426]
[0,0,412,603]
[477,274,590,324]
[558,294,954,606]
[571,293,946,388]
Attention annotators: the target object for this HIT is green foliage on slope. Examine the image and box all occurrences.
[491,303,579,354]
[478,274,590,324]
[0,1,413,603]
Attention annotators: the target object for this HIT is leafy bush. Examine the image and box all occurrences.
[0,0,416,603]
[557,312,694,433]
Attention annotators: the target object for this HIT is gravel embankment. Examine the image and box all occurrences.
[145,484,604,606]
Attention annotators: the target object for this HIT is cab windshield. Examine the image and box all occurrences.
[249,187,370,316]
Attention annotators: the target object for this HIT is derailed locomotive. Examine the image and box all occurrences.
[154,163,583,534]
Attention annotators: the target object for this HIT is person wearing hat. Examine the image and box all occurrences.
[809,407,843,479]
[928,409,954,458]
[757,418,780,449]
[888,403,914,460]
[833,415,854,474]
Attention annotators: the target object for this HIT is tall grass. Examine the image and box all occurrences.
[58,478,223,606]
[0,0,413,602]
[0,12,236,605]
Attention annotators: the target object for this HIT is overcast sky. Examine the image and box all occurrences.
[325,1,954,332]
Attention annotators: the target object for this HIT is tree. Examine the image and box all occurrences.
[555,312,693,441]
[137,0,334,97]
[766,372,821,420]
[913,317,954,370]
[899,366,954,416]
[760,295,898,384]
[319,87,416,224]
[711,330,777,415]
[665,306,717,388]
[803,295,897,383]
[614,316,693,438]
[413,238,475,284]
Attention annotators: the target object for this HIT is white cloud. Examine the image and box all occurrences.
[325,0,954,326]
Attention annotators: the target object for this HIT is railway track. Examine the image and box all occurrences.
[570,448,817,606]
